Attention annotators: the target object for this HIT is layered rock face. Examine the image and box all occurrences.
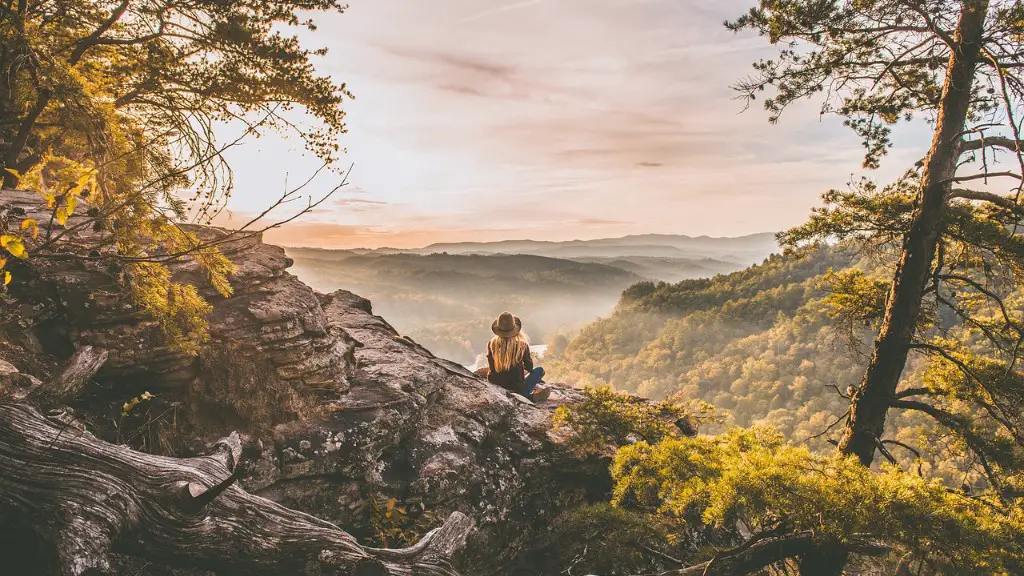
[0,189,610,575]
[2,189,354,392]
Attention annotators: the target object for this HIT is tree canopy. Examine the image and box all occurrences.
[0,0,352,350]
[549,1,1024,573]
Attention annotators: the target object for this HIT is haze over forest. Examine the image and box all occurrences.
[286,232,778,366]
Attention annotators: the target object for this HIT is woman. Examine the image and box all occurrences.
[485,311,550,402]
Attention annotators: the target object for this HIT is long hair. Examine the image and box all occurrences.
[488,332,529,372]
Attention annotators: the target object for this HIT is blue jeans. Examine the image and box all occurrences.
[524,367,545,397]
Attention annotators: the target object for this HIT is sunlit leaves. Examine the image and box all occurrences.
[552,386,706,456]
[1,0,346,353]
[369,494,438,549]
[20,219,38,239]
[819,268,890,352]
[778,173,917,251]
[122,391,155,417]
[0,235,27,259]
[726,1,967,168]
[610,426,1024,574]
[124,262,214,356]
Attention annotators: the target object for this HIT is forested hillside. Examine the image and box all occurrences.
[547,246,952,477]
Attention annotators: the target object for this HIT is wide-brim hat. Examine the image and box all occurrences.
[491,311,522,338]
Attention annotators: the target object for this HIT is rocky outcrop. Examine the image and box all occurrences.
[1,191,354,392]
[242,290,609,574]
[0,189,612,575]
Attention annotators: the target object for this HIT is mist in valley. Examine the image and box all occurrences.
[285,233,778,367]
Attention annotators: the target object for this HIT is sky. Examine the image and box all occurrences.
[216,0,932,249]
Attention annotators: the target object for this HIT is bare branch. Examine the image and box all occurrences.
[67,0,130,65]
[946,188,1024,213]
[944,171,1022,184]
[960,136,1024,155]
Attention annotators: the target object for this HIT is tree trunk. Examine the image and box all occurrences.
[0,401,473,576]
[837,0,989,466]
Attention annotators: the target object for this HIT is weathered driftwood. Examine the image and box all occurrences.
[0,401,473,575]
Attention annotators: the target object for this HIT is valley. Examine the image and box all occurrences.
[285,232,777,366]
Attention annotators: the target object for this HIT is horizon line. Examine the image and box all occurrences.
[277,230,780,251]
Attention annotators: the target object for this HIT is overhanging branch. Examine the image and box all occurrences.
[960,136,1024,155]
[947,188,1024,214]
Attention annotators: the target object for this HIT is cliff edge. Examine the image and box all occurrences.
[0,189,610,575]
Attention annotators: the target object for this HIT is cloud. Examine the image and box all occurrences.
[575,218,631,226]
[219,0,922,247]
[333,198,389,211]
[378,45,517,81]
[460,0,547,24]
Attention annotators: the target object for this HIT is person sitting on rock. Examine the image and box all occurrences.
[484,311,550,402]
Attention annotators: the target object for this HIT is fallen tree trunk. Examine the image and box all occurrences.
[0,401,473,575]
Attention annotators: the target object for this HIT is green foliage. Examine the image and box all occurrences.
[774,163,1024,491]
[730,0,1024,491]
[819,267,890,351]
[549,246,860,433]
[539,504,678,576]
[725,3,1016,170]
[0,0,351,353]
[611,426,1024,574]
[552,386,709,456]
[779,175,917,249]
[548,246,1000,485]
[124,262,215,355]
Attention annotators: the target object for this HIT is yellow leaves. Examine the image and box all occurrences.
[125,262,213,356]
[20,218,38,239]
[0,199,41,292]
[69,169,97,198]
[370,494,433,548]
[54,193,77,226]
[121,391,155,417]
[23,157,95,226]
[552,385,695,456]
[610,424,1024,573]
[3,167,21,180]
[159,226,236,299]
[0,235,27,259]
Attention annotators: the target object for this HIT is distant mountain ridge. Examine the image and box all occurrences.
[285,232,778,260]
[416,232,777,259]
